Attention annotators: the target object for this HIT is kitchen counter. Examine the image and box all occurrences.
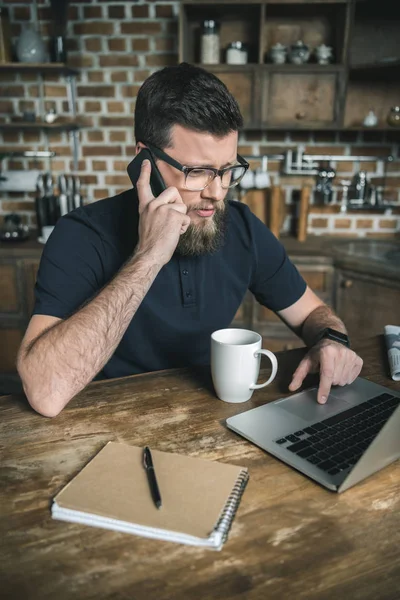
[1,233,399,279]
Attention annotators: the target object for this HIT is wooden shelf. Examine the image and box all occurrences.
[0,63,78,77]
[0,121,83,132]
[349,60,400,78]
[199,63,344,72]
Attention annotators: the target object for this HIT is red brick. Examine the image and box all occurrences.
[107,38,126,52]
[0,85,24,97]
[106,102,125,113]
[350,145,392,156]
[145,54,177,67]
[74,22,114,36]
[131,39,150,52]
[109,131,127,142]
[379,219,398,228]
[1,201,35,212]
[111,71,128,83]
[78,86,115,97]
[22,132,42,143]
[121,85,141,98]
[87,131,104,142]
[43,85,68,98]
[334,219,352,229]
[93,188,109,200]
[113,160,129,172]
[131,5,149,18]
[155,38,175,52]
[108,5,126,19]
[83,6,103,19]
[2,131,20,143]
[92,161,107,171]
[67,54,94,69]
[87,71,104,83]
[311,218,328,228]
[133,69,151,82]
[0,101,13,112]
[85,38,102,53]
[13,6,31,19]
[121,22,162,35]
[99,116,134,127]
[82,146,122,157]
[356,219,373,229]
[155,5,174,18]
[305,145,346,155]
[84,101,102,112]
[105,175,130,186]
[99,55,139,68]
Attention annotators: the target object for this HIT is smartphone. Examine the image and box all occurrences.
[127,148,166,198]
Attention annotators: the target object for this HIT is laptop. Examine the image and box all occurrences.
[226,377,400,492]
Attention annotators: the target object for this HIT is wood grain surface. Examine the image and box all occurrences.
[1,336,399,600]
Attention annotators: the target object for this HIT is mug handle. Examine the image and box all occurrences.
[250,349,278,389]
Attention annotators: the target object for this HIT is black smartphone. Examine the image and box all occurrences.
[127,148,167,198]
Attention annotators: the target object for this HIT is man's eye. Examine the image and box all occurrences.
[188,169,207,178]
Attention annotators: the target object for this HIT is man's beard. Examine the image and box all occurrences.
[175,201,228,256]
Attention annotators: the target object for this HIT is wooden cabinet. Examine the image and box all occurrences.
[179,0,351,129]
[0,246,41,395]
[335,269,400,340]
[262,69,340,127]
[180,0,400,131]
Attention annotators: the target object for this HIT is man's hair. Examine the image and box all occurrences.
[134,62,243,149]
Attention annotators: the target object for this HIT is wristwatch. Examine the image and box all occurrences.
[314,327,350,348]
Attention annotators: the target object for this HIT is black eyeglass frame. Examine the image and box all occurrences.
[143,142,250,190]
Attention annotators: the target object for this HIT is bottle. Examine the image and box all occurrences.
[201,20,220,65]
[0,5,12,63]
[226,41,248,65]
[387,106,400,127]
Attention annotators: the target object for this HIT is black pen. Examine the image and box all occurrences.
[143,446,162,509]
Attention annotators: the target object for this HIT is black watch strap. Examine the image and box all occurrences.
[315,327,350,348]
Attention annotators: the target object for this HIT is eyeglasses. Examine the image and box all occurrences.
[143,142,249,191]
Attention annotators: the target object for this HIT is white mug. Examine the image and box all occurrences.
[211,328,278,403]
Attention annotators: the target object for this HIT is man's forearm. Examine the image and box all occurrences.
[300,304,347,348]
[18,252,162,416]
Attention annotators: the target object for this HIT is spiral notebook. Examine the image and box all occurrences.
[51,442,249,550]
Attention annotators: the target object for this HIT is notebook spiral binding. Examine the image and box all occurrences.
[214,468,249,544]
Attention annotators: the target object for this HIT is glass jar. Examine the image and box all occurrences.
[387,106,400,127]
[200,19,220,65]
[0,5,12,63]
[226,41,248,65]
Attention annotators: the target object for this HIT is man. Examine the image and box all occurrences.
[17,63,362,417]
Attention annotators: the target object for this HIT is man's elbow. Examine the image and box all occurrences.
[17,363,66,418]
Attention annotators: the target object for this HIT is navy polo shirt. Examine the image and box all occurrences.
[33,189,306,379]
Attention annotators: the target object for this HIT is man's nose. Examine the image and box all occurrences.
[201,175,226,202]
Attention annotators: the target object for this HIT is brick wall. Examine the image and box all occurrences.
[1,0,399,238]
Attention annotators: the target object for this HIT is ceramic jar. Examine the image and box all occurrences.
[387,106,400,127]
[288,41,310,64]
[16,26,46,63]
[315,44,333,65]
[269,43,287,64]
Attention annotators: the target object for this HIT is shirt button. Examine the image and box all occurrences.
[185,291,192,298]
[182,269,189,276]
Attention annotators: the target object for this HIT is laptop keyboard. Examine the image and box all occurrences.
[274,392,400,476]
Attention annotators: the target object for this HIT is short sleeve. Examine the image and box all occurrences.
[248,213,307,312]
[33,210,107,319]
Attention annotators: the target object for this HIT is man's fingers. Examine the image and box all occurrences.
[136,159,154,209]
[317,349,336,404]
[347,356,363,385]
[289,356,312,391]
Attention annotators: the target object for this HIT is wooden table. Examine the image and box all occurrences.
[1,336,399,600]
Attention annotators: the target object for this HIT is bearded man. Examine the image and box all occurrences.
[17,63,362,417]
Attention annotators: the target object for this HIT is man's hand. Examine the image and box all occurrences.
[135,159,191,266]
[289,340,363,404]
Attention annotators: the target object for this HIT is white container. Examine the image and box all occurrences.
[201,19,220,64]
[226,41,248,65]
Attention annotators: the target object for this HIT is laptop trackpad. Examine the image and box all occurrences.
[276,389,352,423]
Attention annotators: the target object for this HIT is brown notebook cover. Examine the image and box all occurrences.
[52,442,249,550]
